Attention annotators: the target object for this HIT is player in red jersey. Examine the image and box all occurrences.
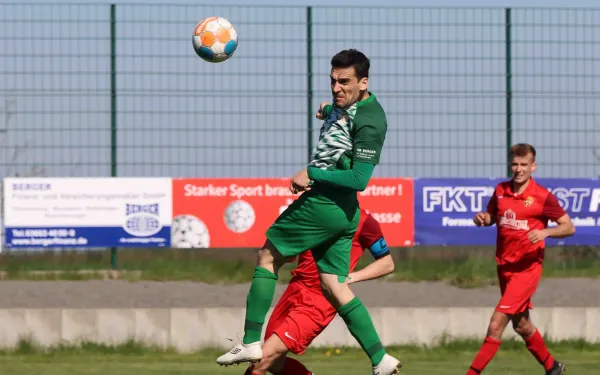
[242,209,396,375]
[467,143,575,375]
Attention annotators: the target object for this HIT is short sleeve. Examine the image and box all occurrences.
[359,215,389,259]
[353,123,386,165]
[543,193,566,221]
[486,189,498,216]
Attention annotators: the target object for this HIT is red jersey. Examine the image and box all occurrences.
[289,209,388,291]
[486,178,566,265]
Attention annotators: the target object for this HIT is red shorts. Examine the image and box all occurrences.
[264,280,336,355]
[495,260,543,315]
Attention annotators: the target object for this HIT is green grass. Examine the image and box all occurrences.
[1,246,600,287]
[0,338,598,375]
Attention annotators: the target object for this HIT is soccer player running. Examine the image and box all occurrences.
[243,209,395,375]
[467,143,575,375]
[217,49,402,375]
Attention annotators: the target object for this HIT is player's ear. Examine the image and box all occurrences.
[358,76,368,91]
[531,161,537,173]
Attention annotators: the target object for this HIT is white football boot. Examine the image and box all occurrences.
[372,354,402,375]
[216,341,262,366]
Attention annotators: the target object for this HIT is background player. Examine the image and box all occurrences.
[244,209,396,375]
[468,143,575,375]
[217,49,401,375]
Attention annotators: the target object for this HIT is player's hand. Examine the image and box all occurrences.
[527,229,548,244]
[290,168,311,194]
[316,101,332,120]
[346,273,356,284]
[473,212,489,227]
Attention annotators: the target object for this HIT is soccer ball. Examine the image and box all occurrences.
[192,16,238,63]
[224,200,256,233]
[171,214,210,248]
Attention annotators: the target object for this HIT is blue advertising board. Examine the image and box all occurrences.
[414,178,600,246]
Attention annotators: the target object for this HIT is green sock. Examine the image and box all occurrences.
[338,297,385,366]
[242,266,278,344]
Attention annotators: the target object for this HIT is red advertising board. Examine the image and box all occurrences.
[171,178,413,248]
[358,178,414,247]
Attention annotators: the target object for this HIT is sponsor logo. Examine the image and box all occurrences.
[498,209,529,231]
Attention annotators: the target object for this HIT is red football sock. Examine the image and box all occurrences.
[244,364,261,375]
[275,357,312,375]
[467,336,501,374]
[525,329,554,371]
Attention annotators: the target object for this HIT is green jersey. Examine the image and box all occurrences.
[265,93,388,277]
[309,93,387,171]
[307,93,387,197]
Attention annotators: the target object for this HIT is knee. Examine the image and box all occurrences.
[256,242,285,273]
[261,348,280,368]
[513,319,535,338]
[319,274,353,309]
[257,248,273,265]
[487,316,507,339]
[254,342,285,371]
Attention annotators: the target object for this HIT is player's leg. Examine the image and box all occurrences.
[313,210,401,375]
[508,264,566,375]
[248,335,314,375]
[217,195,326,366]
[247,281,313,375]
[511,310,565,375]
[466,311,509,375]
[276,358,313,375]
[466,267,513,375]
[251,291,324,374]
[245,334,289,375]
[216,239,287,366]
[244,358,313,375]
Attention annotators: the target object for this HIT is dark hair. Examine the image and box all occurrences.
[510,143,536,161]
[331,49,370,79]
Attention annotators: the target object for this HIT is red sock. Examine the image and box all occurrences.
[525,329,554,371]
[275,357,312,375]
[243,364,257,375]
[244,363,266,375]
[467,336,501,374]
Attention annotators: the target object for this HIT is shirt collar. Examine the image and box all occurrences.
[505,177,536,199]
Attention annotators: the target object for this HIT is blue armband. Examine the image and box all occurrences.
[369,237,390,259]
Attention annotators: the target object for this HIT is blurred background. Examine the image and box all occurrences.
[0,0,599,281]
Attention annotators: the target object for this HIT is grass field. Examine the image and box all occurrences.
[0,339,598,375]
[1,246,600,287]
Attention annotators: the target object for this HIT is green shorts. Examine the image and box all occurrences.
[266,189,360,277]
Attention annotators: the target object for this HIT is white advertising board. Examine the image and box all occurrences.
[3,178,172,249]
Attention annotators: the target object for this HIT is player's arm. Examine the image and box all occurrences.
[307,121,384,192]
[347,249,394,284]
[348,215,395,284]
[474,190,498,227]
[543,214,576,238]
[307,161,374,191]
[541,194,575,238]
[316,102,333,119]
[528,193,575,244]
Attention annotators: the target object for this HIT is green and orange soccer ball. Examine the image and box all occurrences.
[192,16,238,63]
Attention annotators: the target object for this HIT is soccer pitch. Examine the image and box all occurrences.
[1,343,598,375]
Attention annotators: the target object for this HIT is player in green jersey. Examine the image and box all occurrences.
[217,49,402,375]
